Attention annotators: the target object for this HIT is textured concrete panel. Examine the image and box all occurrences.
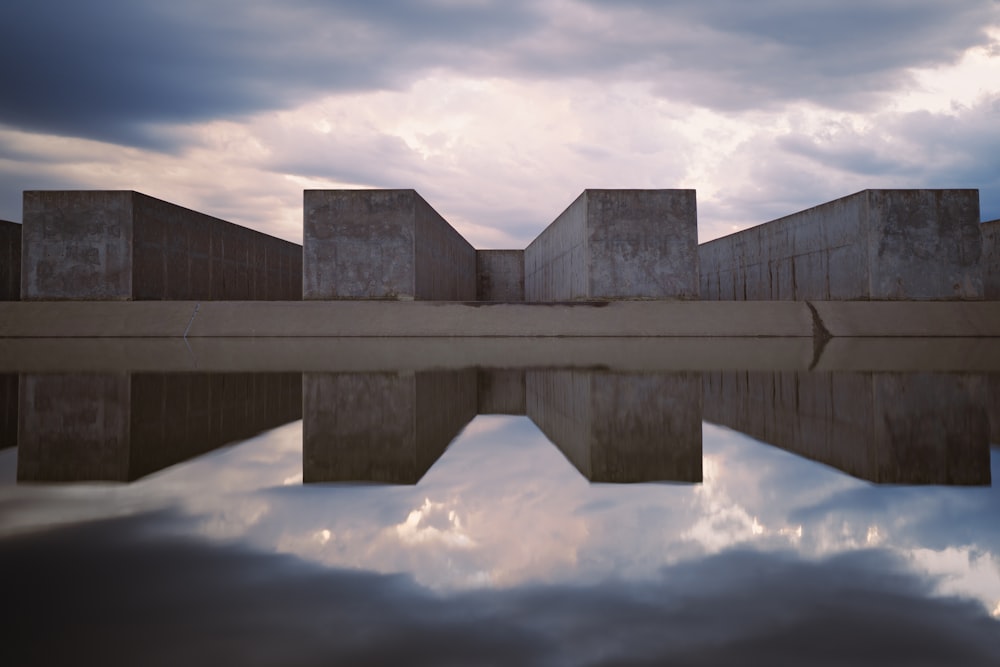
[303,371,476,483]
[526,370,702,483]
[982,219,1000,300]
[525,190,698,301]
[477,250,524,301]
[703,370,990,485]
[304,189,474,300]
[700,189,982,301]
[1,221,21,301]
[22,191,301,300]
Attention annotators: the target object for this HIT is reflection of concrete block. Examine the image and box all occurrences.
[304,190,476,300]
[525,190,699,301]
[477,250,524,301]
[17,372,302,482]
[477,369,526,415]
[21,191,302,300]
[303,371,477,483]
[703,371,990,485]
[1,221,20,301]
[0,374,15,449]
[525,370,702,483]
[700,190,983,300]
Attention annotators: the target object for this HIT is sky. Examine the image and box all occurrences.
[1,0,998,247]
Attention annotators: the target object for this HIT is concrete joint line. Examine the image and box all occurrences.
[182,302,201,340]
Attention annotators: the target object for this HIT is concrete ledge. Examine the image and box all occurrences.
[812,301,1000,337]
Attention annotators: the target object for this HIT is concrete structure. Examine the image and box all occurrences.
[982,219,1000,300]
[525,190,699,301]
[703,370,990,485]
[303,371,477,483]
[477,250,524,301]
[700,190,983,300]
[304,190,476,300]
[1,220,20,301]
[525,370,703,483]
[17,372,302,482]
[21,191,301,300]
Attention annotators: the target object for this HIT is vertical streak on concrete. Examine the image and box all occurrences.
[699,189,983,301]
[1,221,21,301]
[702,370,990,484]
[525,190,699,301]
[525,369,703,483]
[477,250,525,301]
[981,219,1000,300]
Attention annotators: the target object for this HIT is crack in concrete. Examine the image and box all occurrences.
[182,302,201,340]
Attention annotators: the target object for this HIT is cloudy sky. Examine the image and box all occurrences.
[1,0,998,247]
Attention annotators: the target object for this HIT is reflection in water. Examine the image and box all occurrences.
[1,373,14,450]
[17,373,302,482]
[704,371,991,485]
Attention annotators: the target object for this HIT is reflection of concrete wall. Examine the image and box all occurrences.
[703,371,990,485]
[982,220,1000,300]
[21,191,302,300]
[1,221,20,301]
[526,370,702,483]
[700,190,983,300]
[304,190,476,300]
[477,369,526,415]
[524,190,699,301]
[989,374,1000,445]
[2,374,19,449]
[303,371,477,483]
[17,372,302,482]
[477,250,524,301]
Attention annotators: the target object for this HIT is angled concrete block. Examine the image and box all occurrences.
[525,190,699,301]
[700,189,983,300]
[1,221,21,301]
[304,190,476,300]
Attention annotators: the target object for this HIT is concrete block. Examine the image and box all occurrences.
[21,191,302,300]
[304,190,476,300]
[1,221,21,301]
[981,219,1000,300]
[525,370,702,482]
[303,371,477,483]
[703,370,990,485]
[700,189,983,300]
[525,190,699,301]
[17,372,302,482]
[477,250,524,301]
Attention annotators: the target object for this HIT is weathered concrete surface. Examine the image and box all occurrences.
[477,250,524,301]
[982,219,1000,300]
[477,369,526,414]
[525,190,699,301]
[17,372,302,482]
[526,370,702,483]
[811,301,1000,337]
[1,374,16,449]
[700,190,983,300]
[704,371,990,485]
[21,191,302,300]
[304,190,475,300]
[303,371,477,483]
[1,220,21,301]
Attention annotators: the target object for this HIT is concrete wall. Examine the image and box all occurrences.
[477,250,524,301]
[700,189,983,301]
[304,189,475,300]
[17,371,302,482]
[982,219,1000,300]
[20,191,302,300]
[703,370,990,485]
[1,221,21,301]
[303,371,477,483]
[525,190,699,301]
[525,370,702,483]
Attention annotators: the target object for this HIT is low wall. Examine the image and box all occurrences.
[21,191,302,300]
[1,221,20,301]
[700,189,982,300]
[477,250,524,301]
[304,189,476,300]
[982,219,1000,300]
[524,190,699,301]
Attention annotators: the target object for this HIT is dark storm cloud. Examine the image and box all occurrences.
[2,511,998,666]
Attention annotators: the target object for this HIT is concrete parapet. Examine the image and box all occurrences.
[477,250,524,301]
[1,221,20,301]
[982,219,1000,300]
[700,189,983,300]
[703,370,990,485]
[304,190,476,300]
[525,370,702,483]
[16,371,302,482]
[525,190,699,301]
[21,191,302,300]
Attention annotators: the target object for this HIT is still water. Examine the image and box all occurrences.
[2,343,999,665]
